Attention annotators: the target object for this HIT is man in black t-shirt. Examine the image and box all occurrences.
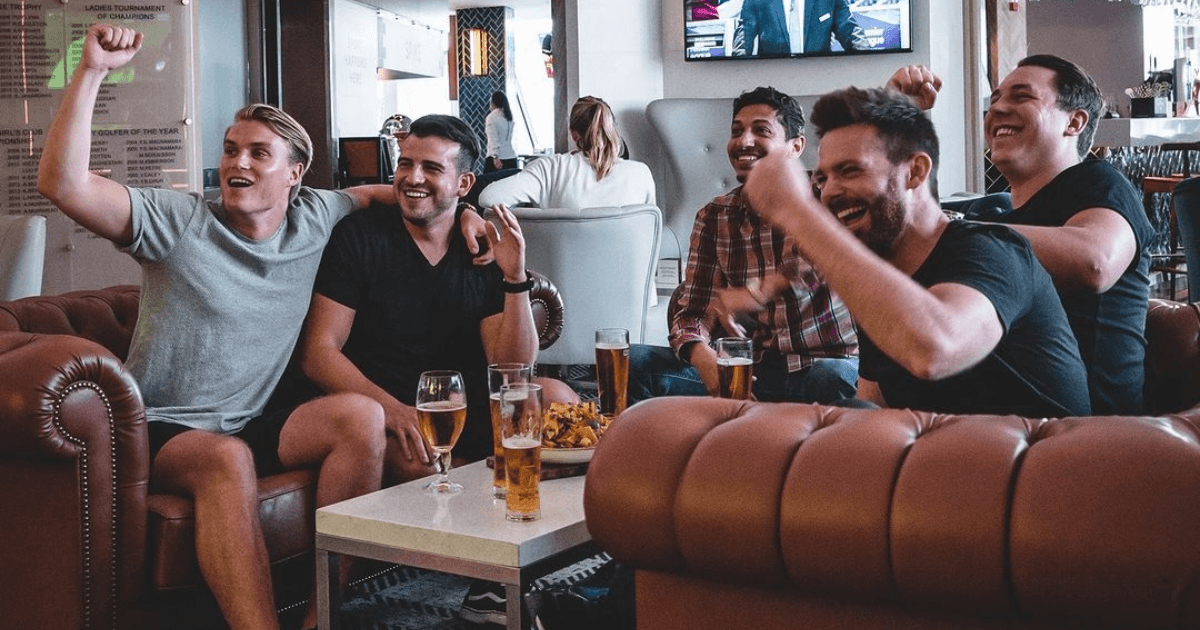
[300,114,547,479]
[890,57,1152,415]
[741,87,1090,418]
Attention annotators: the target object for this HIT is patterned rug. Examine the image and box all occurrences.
[276,553,612,630]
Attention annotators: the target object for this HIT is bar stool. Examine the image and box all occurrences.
[1143,142,1200,299]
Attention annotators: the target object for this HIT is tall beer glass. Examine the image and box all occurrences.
[416,370,467,494]
[500,383,543,521]
[595,328,630,416]
[715,337,753,400]
[488,363,532,499]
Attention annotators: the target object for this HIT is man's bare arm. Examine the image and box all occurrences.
[300,293,432,464]
[478,205,537,364]
[1004,208,1137,293]
[744,151,1004,381]
[340,184,395,210]
[38,24,143,245]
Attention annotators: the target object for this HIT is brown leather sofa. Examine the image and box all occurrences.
[0,274,564,630]
[585,298,1200,630]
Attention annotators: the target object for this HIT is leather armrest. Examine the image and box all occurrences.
[1145,298,1200,414]
[0,331,146,462]
[528,269,563,350]
[0,330,150,617]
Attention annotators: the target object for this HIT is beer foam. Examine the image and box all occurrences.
[595,342,630,350]
[717,357,753,366]
[417,400,467,411]
[502,436,540,449]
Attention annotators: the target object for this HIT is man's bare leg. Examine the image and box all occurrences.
[154,431,280,630]
[278,393,388,630]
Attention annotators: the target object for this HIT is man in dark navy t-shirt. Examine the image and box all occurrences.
[741,86,1090,418]
[890,57,1152,415]
[300,114,544,477]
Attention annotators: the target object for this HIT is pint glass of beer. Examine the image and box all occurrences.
[595,328,630,416]
[499,383,543,521]
[488,363,531,499]
[715,337,753,400]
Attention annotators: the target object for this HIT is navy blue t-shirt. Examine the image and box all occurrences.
[859,220,1090,418]
[997,159,1151,415]
[313,206,505,460]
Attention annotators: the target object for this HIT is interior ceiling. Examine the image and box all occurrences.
[448,0,549,18]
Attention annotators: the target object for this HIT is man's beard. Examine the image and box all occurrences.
[834,181,906,258]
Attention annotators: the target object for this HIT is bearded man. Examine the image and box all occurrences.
[742,86,1090,417]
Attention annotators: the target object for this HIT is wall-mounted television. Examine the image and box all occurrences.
[685,0,912,61]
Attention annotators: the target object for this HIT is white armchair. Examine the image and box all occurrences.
[0,214,47,300]
[512,204,662,366]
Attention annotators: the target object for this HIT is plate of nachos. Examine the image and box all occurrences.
[541,400,614,464]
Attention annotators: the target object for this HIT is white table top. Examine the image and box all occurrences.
[316,460,590,568]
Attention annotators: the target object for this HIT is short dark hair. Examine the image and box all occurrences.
[1016,54,1103,159]
[733,87,805,139]
[811,87,940,199]
[407,114,481,174]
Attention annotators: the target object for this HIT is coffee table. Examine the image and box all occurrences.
[315,460,593,630]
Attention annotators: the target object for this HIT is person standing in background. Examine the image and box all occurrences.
[484,91,518,173]
[478,96,656,209]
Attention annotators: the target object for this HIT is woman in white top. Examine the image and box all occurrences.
[479,96,656,209]
[484,91,518,173]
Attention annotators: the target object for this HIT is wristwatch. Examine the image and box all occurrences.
[502,278,534,293]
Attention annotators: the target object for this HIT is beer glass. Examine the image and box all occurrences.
[416,370,467,494]
[595,328,630,416]
[488,363,532,499]
[715,337,753,400]
[499,383,544,521]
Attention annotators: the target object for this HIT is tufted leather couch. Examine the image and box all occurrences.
[585,298,1200,630]
[0,273,564,630]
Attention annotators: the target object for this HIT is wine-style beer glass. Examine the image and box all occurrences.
[715,337,753,400]
[500,383,544,521]
[416,370,467,494]
[488,363,532,499]
[594,328,630,416]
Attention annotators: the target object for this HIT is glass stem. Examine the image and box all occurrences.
[437,449,452,480]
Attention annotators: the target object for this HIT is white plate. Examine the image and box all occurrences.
[542,447,595,464]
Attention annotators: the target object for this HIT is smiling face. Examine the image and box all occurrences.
[815,124,910,257]
[219,120,303,218]
[727,103,805,183]
[393,133,474,227]
[985,65,1082,180]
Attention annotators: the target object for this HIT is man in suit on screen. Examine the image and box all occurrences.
[740,0,869,56]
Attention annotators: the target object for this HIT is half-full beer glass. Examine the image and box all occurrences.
[500,383,543,521]
[716,337,753,400]
[416,370,467,494]
[488,363,532,499]
[595,328,630,416]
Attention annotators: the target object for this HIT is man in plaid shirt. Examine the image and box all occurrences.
[629,87,859,404]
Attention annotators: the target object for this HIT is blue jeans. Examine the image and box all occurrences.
[628,344,858,405]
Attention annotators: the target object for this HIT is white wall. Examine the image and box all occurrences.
[562,0,666,169]
[1027,0,1146,117]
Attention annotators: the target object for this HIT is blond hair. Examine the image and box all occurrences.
[569,96,621,180]
[232,104,313,177]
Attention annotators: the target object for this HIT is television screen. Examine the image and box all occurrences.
[685,0,912,61]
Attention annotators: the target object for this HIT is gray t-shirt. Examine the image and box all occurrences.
[123,186,353,433]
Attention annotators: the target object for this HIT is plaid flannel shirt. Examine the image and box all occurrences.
[669,187,858,371]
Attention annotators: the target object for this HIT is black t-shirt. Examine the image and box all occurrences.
[859,221,1091,418]
[313,206,505,460]
[998,159,1152,415]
